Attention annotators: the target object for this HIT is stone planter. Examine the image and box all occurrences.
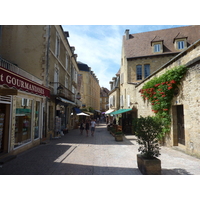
[137,154,161,175]
[115,135,123,142]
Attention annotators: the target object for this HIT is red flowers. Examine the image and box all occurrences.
[168,86,173,90]
[163,109,168,111]
[170,80,176,84]
[154,83,160,87]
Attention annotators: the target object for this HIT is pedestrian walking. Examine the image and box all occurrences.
[85,119,90,137]
[96,117,100,126]
[90,118,96,136]
[79,120,85,135]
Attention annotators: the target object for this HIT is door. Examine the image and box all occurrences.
[0,103,10,154]
[177,105,185,145]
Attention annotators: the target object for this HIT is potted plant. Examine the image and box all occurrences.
[114,131,123,142]
[133,116,163,175]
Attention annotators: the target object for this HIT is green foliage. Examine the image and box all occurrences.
[115,131,123,135]
[140,65,187,136]
[133,116,163,159]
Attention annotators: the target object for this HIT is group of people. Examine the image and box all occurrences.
[79,118,96,137]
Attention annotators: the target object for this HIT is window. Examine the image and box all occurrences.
[136,65,142,80]
[55,34,60,57]
[66,53,69,70]
[177,40,185,49]
[144,64,150,78]
[15,97,32,148]
[65,75,68,89]
[34,101,40,139]
[54,65,59,94]
[154,44,161,52]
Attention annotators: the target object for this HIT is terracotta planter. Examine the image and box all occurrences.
[137,154,161,175]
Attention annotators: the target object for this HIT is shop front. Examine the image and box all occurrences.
[0,66,50,157]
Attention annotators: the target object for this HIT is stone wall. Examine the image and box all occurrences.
[135,40,200,157]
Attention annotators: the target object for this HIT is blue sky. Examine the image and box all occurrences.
[62,25,187,89]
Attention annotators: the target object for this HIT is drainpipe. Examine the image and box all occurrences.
[43,25,51,140]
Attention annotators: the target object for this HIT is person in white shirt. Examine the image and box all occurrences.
[90,118,96,136]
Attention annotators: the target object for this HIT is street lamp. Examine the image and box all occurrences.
[57,85,63,95]
[76,92,81,100]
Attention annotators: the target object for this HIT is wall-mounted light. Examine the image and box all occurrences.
[76,92,81,100]
[57,85,63,95]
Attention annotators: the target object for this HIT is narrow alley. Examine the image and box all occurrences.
[1,123,200,175]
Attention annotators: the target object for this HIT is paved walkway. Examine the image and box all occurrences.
[1,123,200,175]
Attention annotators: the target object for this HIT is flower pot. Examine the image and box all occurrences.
[115,135,123,142]
[137,154,161,175]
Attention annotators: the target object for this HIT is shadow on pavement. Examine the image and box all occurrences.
[41,162,142,175]
[162,168,193,175]
[0,142,72,175]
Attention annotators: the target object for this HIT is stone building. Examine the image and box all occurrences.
[135,39,200,158]
[0,25,79,158]
[109,25,200,135]
[100,87,109,112]
[77,61,100,114]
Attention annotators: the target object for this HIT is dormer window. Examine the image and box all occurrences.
[173,32,187,51]
[152,42,163,53]
[154,44,161,52]
[151,36,163,54]
[177,40,185,50]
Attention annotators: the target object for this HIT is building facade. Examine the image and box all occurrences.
[135,39,200,158]
[0,25,79,158]
[77,62,100,113]
[100,87,109,112]
[109,25,200,134]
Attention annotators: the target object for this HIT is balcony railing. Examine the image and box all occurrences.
[0,57,43,84]
[49,82,75,102]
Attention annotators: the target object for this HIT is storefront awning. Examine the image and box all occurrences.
[74,107,82,114]
[105,109,115,114]
[56,97,76,105]
[110,109,132,115]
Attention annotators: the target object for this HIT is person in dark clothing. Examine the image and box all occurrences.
[85,120,90,137]
[80,120,85,135]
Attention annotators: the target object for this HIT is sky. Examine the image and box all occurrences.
[62,25,187,89]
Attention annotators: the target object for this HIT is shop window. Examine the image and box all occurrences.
[34,101,40,139]
[15,97,32,148]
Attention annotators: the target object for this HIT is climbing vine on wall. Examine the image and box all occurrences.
[139,65,187,138]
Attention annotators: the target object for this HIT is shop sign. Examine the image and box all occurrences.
[0,66,50,97]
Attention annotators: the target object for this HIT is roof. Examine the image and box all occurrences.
[100,87,110,97]
[123,25,200,59]
[77,61,90,71]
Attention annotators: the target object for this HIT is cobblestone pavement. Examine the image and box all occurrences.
[1,123,200,175]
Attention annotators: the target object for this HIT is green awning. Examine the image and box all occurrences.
[110,109,132,115]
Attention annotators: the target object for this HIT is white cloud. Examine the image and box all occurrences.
[63,25,122,89]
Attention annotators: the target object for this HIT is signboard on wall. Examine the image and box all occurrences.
[0,66,50,97]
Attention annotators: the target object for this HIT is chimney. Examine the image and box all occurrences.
[125,29,129,40]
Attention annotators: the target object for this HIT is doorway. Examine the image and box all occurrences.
[176,105,185,145]
[0,104,10,154]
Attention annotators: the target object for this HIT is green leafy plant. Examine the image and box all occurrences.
[115,131,123,135]
[133,116,163,159]
[140,65,187,137]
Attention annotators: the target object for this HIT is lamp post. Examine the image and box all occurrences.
[76,92,81,100]
[57,85,63,95]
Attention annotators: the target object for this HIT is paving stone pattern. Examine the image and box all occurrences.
[1,123,200,175]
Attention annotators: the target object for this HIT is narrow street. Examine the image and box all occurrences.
[1,123,200,175]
